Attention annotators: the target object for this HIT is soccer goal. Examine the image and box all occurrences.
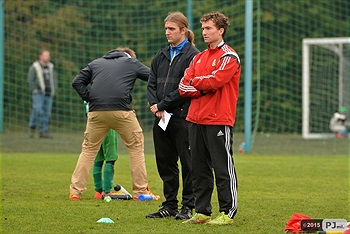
[302,37,350,139]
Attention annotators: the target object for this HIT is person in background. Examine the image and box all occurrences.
[179,12,241,225]
[70,47,158,201]
[28,49,58,139]
[83,101,119,199]
[329,109,348,139]
[146,11,199,219]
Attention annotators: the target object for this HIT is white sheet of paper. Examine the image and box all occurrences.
[158,110,172,131]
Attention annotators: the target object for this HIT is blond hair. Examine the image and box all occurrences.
[164,11,195,46]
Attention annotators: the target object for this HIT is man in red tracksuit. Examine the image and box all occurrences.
[179,12,241,225]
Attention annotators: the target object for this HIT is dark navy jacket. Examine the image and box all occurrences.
[147,42,199,119]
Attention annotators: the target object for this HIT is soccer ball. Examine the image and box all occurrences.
[103,196,112,203]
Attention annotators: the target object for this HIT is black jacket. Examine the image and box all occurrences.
[147,42,199,119]
[72,50,150,111]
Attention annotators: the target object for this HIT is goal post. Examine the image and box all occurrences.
[302,37,350,139]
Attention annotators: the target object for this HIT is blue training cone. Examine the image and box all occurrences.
[96,217,114,224]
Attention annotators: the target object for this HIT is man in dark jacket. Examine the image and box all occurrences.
[70,47,154,201]
[146,12,199,219]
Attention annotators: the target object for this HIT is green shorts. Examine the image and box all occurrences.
[95,129,118,162]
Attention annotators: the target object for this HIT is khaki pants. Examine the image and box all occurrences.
[70,110,148,197]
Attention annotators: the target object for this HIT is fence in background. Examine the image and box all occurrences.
[2,0,349,155]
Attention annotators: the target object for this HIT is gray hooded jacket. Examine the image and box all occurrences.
[72,50,150,112]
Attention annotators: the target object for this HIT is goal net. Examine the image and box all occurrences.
[302,37,350,139]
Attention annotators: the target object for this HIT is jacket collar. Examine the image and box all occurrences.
[103,50,128,59]
[162,42,192,60]
[207,40,225,50]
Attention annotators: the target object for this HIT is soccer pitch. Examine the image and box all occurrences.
[1,153,348,233]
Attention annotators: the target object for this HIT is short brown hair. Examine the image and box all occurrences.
[116,47,136,58]
[38,49,49,59]
[200,12,230,37]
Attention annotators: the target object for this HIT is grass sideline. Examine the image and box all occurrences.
[2,153,349,233]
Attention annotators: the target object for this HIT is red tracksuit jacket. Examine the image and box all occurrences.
[178,41,241,127]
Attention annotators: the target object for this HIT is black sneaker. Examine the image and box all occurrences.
[175,206,192,220]
[29,128,35,138]
[146,207,178,218]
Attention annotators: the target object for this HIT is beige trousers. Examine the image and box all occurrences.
[70,110,148,197]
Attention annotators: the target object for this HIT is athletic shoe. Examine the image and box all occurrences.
[133,186,160,201]
[146,206,178,218]
[29,129,35,138]
[40,133,53,139]
[94,192,103,199]
[336,133,345,139]
[182,212,211,224]
[175,206,192,220]
[206,212,233,225]
[105,192,121,197]
[69,194,80,201]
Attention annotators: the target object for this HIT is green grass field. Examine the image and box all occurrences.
[1,153,349,233]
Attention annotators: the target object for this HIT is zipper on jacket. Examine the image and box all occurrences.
[162,58,174,98]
